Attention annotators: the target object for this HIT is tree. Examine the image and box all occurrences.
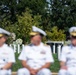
[48,0,76,33]
[15,8,42,43]
[1,8,42,44]
[46,26,66,41]
[0,0,52,35]
[0,0,47,22]
[0,0,17,22]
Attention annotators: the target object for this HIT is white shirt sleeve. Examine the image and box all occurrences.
[8,48,15,63]
[59,46,67,62]
[18,47,27,61]
[45,46,54,63]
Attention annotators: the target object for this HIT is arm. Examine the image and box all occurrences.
[40,62,51,69]
[21,60,31,70]
[2,62,13,70]
[2,48,15,70]
[37,62,51,71]
[60,61,67,70]
[35,46,54,71]
[60,61,66,67]
[36,46,53,72]
[19,48,32,70]
[59,46,68,70]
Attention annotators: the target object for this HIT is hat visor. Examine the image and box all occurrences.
[0,34,3,37]
[70,32,76,36]
[30,32,39,36]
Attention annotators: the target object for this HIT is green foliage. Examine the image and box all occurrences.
[50,54,60,72]
[46,26,66,41]
[14,8,42,43]
[12,53,22,71]
[0,0,47,22]
[1,0,76,42]
[0,8,43,44]
[50,0,76,32]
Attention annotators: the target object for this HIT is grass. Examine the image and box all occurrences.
[12,53,60,72]
[50,54,60,72]
[12,53,22,71]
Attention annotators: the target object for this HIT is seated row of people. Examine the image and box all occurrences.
[0,26,76,75]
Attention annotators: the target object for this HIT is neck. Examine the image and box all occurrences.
[34,42,41,46]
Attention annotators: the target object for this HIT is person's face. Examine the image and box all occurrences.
[70,36,76,46]
[31,34,42,46]
[0,36,6,46]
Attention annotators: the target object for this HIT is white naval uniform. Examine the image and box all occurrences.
[0,44,15,75]
[17,42,54,75]
[58,45,76,75]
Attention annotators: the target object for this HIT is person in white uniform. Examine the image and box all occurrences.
[17,26,54,75]
[58,26,76,75]
[0,28,15,75]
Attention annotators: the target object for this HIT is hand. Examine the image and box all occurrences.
[61,66,68,70]
[29,68,36,75]
[30,70,36,75]
[30,68,40,75]
[34,69,40,74]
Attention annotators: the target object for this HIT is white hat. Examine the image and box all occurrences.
[69,26,76,36]
[0,28,11,37]
[30,26,46,36]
